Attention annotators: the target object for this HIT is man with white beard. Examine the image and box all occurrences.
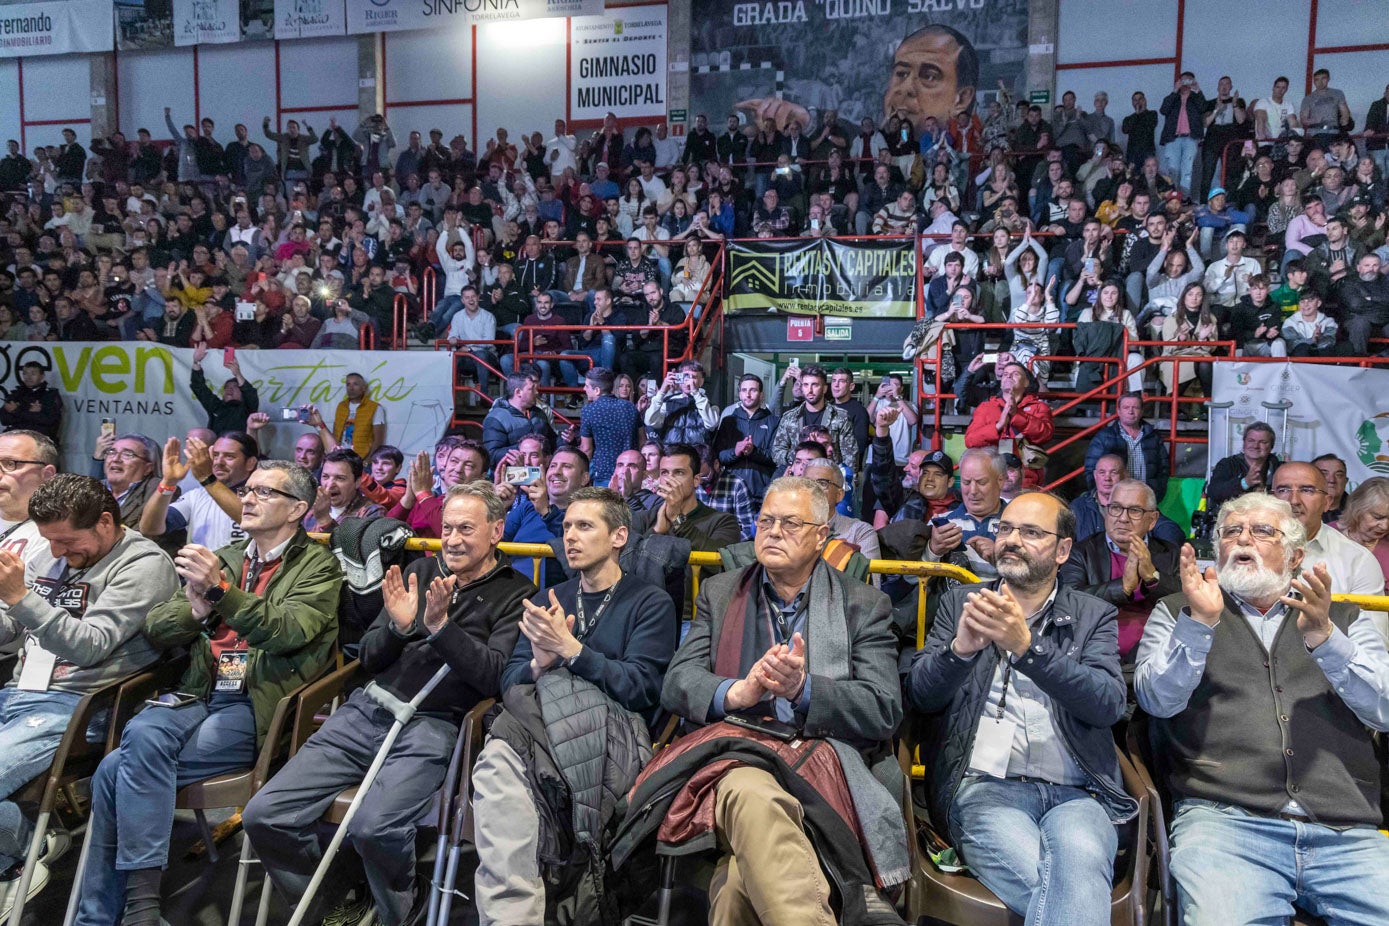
[1135,493,1389,925]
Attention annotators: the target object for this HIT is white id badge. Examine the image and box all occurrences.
[997,438,1015,455]
[17,641,58,692]
[967,717,1019,779]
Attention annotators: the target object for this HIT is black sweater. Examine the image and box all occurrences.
[358,557,536,722]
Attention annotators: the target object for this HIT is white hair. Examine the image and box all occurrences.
[1214,493,1305,552]
[764,476,831,525]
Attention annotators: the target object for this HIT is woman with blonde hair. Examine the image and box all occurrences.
[1338,477,1389,591]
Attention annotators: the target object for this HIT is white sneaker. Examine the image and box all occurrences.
[42,826,71,865]
[0,859,49,919]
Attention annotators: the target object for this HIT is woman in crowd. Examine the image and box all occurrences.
[1159,281,1220,405]
[1078,278,1144,391]
[657,169,697,216]
[1009,278,1062,382]
[670,238,712,303]
[659,198,693,239]
[1338,477,1389,591]
[618,177,646,234]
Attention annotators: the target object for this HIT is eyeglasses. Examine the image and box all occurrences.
[1218,523,1285,542]
[236,484,303,503]
[0,458,47,473]
[754,515,826,535]
[1105,503,1156,521]
[995,522,1059,542]
[1271,485,1326,499]
[808,477,841,491]
[102,449,148,462]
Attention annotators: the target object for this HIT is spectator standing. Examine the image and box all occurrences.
[309,372,385,459]
[578,367,638,487]
[1160,73,1207,197]
[482,373,557,467]
[829,367,870,468]
[1300,68,1353,145]
[770,365,859,469]
[713,374,779,508]
[964,363,1055,488]
[0,362,62,445]
[71,462,339,926]
[644,361,719,447]
[1083,392,1170,502]
[446,286,499,396]
[189,345,258,434]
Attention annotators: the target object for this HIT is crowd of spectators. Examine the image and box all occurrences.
[1,63,1389,926]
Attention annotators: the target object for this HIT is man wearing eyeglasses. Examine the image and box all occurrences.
[0,475,178,916]
[907,491,1134,925]
[1271,462,1386,639]
[90,432,160,529]
[644,476,904,923]
[1060,478,1181,661]
[1207,421,1280,512]
[0,431,60,580]
[1135,493,1389,925]
[925,448,1006,580]
[71,461,340,926]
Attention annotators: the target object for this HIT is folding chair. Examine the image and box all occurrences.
[903,744,1154,926]
[6,656,184,926]
[60,664,331,926]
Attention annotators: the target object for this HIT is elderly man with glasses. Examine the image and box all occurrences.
[71,461,340,926]
[803,457,880,563]
[1135,492,1389,925]
[1271,462,1387,640]
[907,490,1135,924]
[1060,477,1181,661]
[90,431,161,529]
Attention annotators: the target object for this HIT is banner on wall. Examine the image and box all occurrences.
[274,0,346,39]
[0,342,453,476]
[0,0,113,58]
[689,0,1028,137]
[725,239,918,318]
[1212,362,1389,486]
[344,0,602,35]
[568,6,667,122]
[174,0,240,45]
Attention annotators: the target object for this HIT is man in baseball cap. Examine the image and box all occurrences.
[866,401,959,523]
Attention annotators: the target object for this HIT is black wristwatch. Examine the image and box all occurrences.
[199,472,218,487]
[203,579,230,604]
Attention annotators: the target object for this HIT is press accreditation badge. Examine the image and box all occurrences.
[215,651,248,692]
[997,438,1015,456]
[16,640,58,692]
[966,717,1019,780]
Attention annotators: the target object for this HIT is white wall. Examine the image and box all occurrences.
[475,18,567,147]
[1057,0,1176,65]
[18,55,90,151]
[382,27,474,146]
[118,47,195,139]
[0,60,19,153]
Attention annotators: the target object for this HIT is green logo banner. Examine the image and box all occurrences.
[726,238,919,318]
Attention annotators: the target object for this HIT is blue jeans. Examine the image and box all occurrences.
[429,294,464,330]
[73,693,256,926]
[0,688,87,870]
[1170,798,1389,926]
[949,775,1117,925]
[572,331,617,372]
[1162,137,1199,196]
[500,354,580,387]
[459,348,499,395]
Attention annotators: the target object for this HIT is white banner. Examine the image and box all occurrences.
[174,0,240,46]
[568,5,667,122]
[1212,362,1389,486]
[275,0,347,39]
[344,0,602,35]
[0,0,113,58]
[0,343,453,477]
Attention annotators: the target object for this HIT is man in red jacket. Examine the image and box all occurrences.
[964,363,1054,488]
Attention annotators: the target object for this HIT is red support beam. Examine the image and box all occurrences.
[17,59,25,153]
[385,98,475,109]
[192,46,201,124]
[1306,0,1319,93]
[24,119,91,127]
[1314,42,1389,55]
[280,105,356,114]
[274,40,283,131]
[470,25,478,146]
[1056,57,1176,71]
[565,16,572,123]
[1173,0,1186,82]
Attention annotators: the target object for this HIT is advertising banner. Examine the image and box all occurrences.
[0,0,113,59]
[0,342,453,476]
[688,0,1028,137]
[568,5,667,122]
[174,0,240,45]
[345,0,602,36]
[274,0,346,40]
[726,238,918,318]
[1212,362,1389,486]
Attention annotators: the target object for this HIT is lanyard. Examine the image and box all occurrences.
[575,577,619,640]
[0,519,29,546]
[994,660,1015,721]
[242,555,264,593]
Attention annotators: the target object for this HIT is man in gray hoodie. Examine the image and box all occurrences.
[0,475,178,915]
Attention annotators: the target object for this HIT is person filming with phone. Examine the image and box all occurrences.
[189,343,259,434]
[620,476,905,923]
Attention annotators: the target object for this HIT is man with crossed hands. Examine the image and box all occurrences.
[1136,493,1389,924]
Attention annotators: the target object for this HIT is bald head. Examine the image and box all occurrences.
[1271,462,1329,536]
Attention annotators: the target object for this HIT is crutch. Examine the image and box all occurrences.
[433,701,491,926]
[424,712,472,926]
[1208,400,1234,464]
[1261,398,1294,459]
[286,664,451,926]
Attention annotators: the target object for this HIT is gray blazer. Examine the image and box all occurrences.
[660,563,903,750]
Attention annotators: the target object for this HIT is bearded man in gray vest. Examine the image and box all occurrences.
[1135,492,1389,925]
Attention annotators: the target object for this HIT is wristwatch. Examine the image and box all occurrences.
[199,472,218,487]
[1141,570,1161,588]
[203,579,231,604]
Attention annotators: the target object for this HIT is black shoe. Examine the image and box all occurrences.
[401,873,433,926]
[411,322,437,343]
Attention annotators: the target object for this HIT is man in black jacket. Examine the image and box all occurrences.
[1337,253,1389,355]
[713,374,779,507]
[1082,392,1170,502]
[189,344,259,434]
[244,482,535,926]
[0,362,62,445]
[1060,479,1180,663]
[907,491,1135,924]
[1207,421,1280,512]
